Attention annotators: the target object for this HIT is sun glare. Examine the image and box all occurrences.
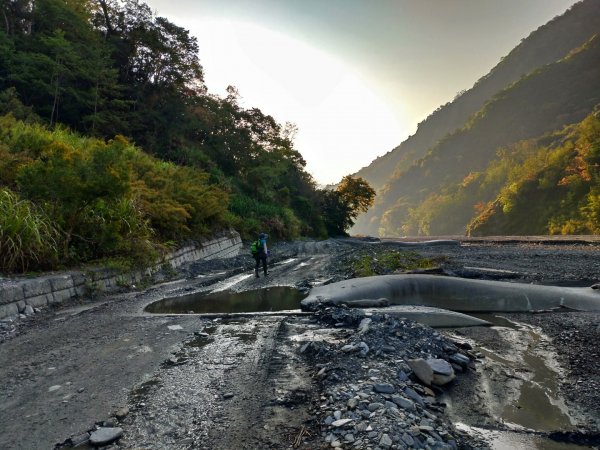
[191,19,407,184]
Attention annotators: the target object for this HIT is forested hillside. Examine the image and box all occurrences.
[0,0,374,273]
[353,0,600,236]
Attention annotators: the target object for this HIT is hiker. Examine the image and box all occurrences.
[251,233,269,277]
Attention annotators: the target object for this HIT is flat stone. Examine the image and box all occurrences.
[89,427,123,446]
[331,418,353,427]
[373,383,396,394]
[408,358,433,385]
[426,358,453,376]
[403,387,425,406]
[449,353,471,367]
[167,325,183,330]
[391,395,416,411]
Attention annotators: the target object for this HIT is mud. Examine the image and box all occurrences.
[0,238,598,449]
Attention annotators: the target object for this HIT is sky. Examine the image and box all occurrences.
[145,0,579,185]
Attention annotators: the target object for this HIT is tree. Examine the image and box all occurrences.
[321,176,376,236]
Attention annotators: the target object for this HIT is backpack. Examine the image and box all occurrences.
[250,239,263,256]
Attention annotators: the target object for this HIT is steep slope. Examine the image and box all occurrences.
[352,0,600,234]
[378,34,600,236]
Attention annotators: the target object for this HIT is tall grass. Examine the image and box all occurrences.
[0,189,59,273]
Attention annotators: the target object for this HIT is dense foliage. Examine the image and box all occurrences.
[0,0,374,273]
[377,34,600,237]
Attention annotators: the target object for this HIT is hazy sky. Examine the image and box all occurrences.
[145,0,579,184]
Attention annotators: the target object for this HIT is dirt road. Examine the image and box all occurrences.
[0,238,599,449]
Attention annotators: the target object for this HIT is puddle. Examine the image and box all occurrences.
[455,423,590,450]
[445,314,588,449]
[145,287,307,314]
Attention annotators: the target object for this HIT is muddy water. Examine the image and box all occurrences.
[145,287,307,314]
[475,314,573,432]
[446,314,591,449]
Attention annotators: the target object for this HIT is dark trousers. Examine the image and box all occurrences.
[254,255,267,275]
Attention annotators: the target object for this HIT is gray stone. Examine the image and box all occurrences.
[426,358,453,376]
[391,395,416,411]
[333,410,342,420]
[347,398,358,409]
[69,432,90,447]
[357,342,369,356]
[25,295,50,308]
[22,279,52,298]
[373,383,396,394]
[403,387,424,406]
[24,305,34,316]
[449,353,471,368]
[401,432,415,446]
[115,407,129,420]
[89,427,123,446]
[357,318,372,334]
[48,275,74,291]
[379,433,393,447]
[432,371,456,386]
[0,284,24,305]
[408,358,433,385]
[0,303,19,319]
[331,418,353,427]
[367,402,383,412]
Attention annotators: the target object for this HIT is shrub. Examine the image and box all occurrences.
[0,189,59,273]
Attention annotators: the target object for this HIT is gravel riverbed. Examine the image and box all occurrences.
[0,237,599,449]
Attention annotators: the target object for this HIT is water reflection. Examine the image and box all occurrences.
[146,287,307,314]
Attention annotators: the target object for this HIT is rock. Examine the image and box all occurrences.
[223,392,234,399]
[341,344,356,352]
[449,353,470,368]
[347,398,358,409]
[24,305,35,316]
[331,418,353,427]
[426,358,453,376]
[357,341,370,356]
[408,358,433,385]
[89,427,123,446]
[115,407,129,421]
[48,385,61,392]
[69,432,90,447]
[357,318,372,334]
[403,387,425,406]
[167,324,183,330]
[391,395,416,411]
[379,433,393,447]
[367,402,383,412]
[432,371,456,386]
[401,432,415,446]
[333,410,342,420]
[373,383,396,394]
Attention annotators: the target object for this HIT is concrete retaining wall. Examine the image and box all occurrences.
[0,230,242,319]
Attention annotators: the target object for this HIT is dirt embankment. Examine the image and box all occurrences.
[0,238,598,449]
